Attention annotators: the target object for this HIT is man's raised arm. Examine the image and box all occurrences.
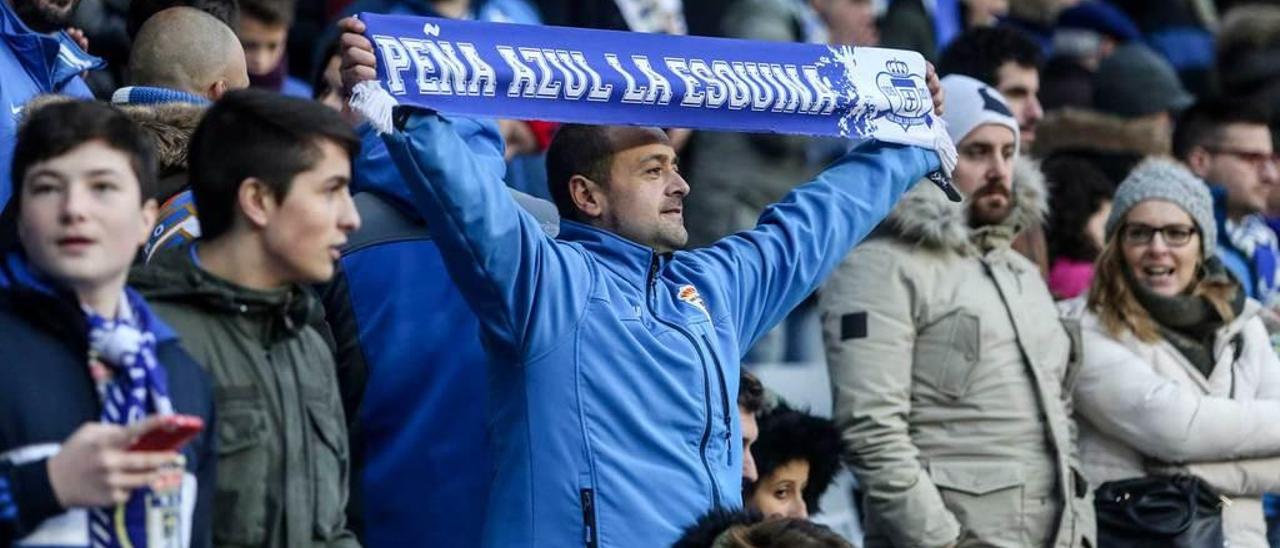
[685,64,947,351]
[339,18,584,357]
[689,140,942,353]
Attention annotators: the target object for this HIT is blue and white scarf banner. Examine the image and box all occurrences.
[351,13,959,195]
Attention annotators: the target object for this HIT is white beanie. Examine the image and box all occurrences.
[940,75,1020,157]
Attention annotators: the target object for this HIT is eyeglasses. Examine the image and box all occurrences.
[1121,223,1198,247]
[1202,145,1280,173]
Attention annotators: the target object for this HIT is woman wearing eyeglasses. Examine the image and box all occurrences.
[1069,158,1280,547]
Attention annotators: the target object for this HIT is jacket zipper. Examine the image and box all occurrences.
[702,334,733,466]
[647,255,722,508]
[580,488,598,548]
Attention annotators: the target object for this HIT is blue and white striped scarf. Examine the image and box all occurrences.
[1226,214,1280,306]
[84,290,178,548]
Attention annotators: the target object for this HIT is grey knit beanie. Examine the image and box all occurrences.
[1104,157,1216,257]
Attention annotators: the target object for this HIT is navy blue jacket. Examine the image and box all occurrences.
[0,256,215,547]
[320,118,557,548]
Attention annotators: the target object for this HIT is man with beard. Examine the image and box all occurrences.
[820,75,1095,548]
[939,26,1054,279]
[0,0,103,210]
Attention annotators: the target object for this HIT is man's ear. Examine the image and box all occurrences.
[238,178,279,230]
[569,174,606,219]
[136,198,159,247]
[1186,147,1213,178]
[208,80,228,101]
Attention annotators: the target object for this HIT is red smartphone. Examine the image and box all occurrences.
[128,415,205,452]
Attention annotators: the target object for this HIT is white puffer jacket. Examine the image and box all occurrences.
[1066,297,1280,548]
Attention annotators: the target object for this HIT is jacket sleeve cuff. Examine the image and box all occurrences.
[8,458,64,535]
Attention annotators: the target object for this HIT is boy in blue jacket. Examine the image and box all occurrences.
[338,18,947,547]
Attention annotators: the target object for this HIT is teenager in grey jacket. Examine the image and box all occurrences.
[821,76,1095,548]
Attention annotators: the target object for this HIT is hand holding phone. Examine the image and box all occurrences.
[48,416,194,508]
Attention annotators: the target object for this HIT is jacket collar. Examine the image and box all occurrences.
[557,220,658,286]
[130,244,322,341]
[0,251,178,343]
[0,1,102,91]
[880,155,1048,255]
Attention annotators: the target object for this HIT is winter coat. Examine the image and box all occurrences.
[123,99,205,263]
[0,254,215,547]
[112,89,207,262]
[821,159,1096,548]
[319,118,558,548]
[1067,298,1280,548]
[130,246,359,548]
[379,110,939,547]
[1031,107,1170,185]
[116,100,204,203]
[0,0,100,210]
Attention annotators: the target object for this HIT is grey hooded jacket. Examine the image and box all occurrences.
[820,159,1096,547]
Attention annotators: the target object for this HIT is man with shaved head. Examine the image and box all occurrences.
[114,6,248,260]
[339,17,948,547]
[122,6,248,103]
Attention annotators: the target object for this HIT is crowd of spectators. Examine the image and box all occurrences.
[3,0,1280,547]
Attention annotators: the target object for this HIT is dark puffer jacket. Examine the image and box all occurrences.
[0,253,215,547]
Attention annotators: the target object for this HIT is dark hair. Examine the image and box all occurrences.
[673,508,762,548]
[725,519,851,548]
[747,404,842,514]
[11,100,158,209]
[1044,155,1114,262]
[738,371,765,414]
[938,27,1044,86]
[1172,97,1273,160]
[187,89,359,240]
[674,509,850,548]
[239,0,292,26]
[127,0,239,38]
[545,124,616,220]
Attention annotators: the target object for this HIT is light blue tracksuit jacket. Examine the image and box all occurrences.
[0,0,100,210]
[381,110,939,547]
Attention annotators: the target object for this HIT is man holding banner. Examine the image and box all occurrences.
[338,14,954,547]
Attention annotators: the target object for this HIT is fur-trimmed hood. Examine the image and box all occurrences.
[21,95,205,202]
[879,156,1048,255]
[115,101,205,175]
[1033,107,1171,159]
[21,95,203,172]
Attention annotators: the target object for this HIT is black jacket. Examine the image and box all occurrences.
[0,260,215,547]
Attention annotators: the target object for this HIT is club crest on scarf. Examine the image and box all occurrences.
[876,59,932,131]
[677,284,712,322]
